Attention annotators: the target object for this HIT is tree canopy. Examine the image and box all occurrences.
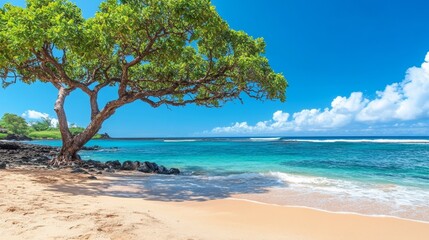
[0,113,29,135]
[31,117,52,131]
[0,0,287,164]
[1,0,286,104]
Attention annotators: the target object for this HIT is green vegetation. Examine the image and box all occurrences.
[28,129,102,140]
[31,117,51,131]
[0,113,103,140]
[28,130,62,139]
[0,0,287,164]
[0,113,29,135]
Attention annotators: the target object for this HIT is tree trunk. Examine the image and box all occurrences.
[49,86,134,166]
[48,87,76,166]
[50,143,81,166]
[50,116,106,166]
[49,92,129,166]
[49,86,88,166]
[50,129,98,167]
[50,121,105,166]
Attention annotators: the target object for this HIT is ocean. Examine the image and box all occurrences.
[32,137,429,222]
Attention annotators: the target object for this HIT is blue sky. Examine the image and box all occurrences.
[1,0,429,137]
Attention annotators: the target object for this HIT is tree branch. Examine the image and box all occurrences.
[73,94,137,148]
[40,44,93,95]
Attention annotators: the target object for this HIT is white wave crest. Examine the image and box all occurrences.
[249,137,281,142]
[266,171,342,186]
[285,139,429,144]
[266,172,429,207]
[163,139,199,143]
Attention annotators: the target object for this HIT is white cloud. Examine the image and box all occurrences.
[357,53,429,122]
[50,118,59,128]
[292,92,368,130]
[212,122,246,133]
[22,110,49,119]
[211,52,429,135]
[22,110,59,128]
[213,92,367,133]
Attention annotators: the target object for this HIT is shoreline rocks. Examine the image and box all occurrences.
[81,145,101,151]
[99,133,111,139]
[0,141,180,175]
[0,141,58,166]
[4,134,32,141]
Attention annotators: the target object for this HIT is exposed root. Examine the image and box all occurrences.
[48,156,83,167]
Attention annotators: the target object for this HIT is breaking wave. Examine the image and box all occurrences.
[284,139,429,144]
[163,139,199,143]
[249,137,281,142]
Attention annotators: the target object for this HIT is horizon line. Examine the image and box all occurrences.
[89,135,429,139]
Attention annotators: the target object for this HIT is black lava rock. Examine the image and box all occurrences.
[99,133,111,139]
[144,161,159,172]
[0,142,181,176]
[121,160,139,171]
[105,160,121,169]
[4,134,32,141]
[81,145,101,151]
[0,162,6,169]
[83,160,106,170]
[137,162,152,173]
[168,168,180,175]
[156,165,168,174]
[0,142,20,150]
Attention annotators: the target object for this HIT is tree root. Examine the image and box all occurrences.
[48,156,83,167]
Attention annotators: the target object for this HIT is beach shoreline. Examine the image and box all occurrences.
[1,168,428,240]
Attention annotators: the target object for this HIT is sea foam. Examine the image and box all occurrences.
[163,139,199,143]
[249,137,281,142]
[285,139,429,144]
[265,171,429,208]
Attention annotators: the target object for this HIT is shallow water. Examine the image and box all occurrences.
[31,137,429,221]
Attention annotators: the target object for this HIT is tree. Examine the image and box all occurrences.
[0,113,29,135]
[31,117,52,131]
[0,0,287,165]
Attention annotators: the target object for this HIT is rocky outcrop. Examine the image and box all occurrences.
[137,161,181,175]
[121,161,139,171]
[0,141,180,175]
[99,133,111,139]
[81,145,101,151]
[105,160,122,170]
[167,168,180,175]
[0,142,21,150]
[137,162,152,173]
[73,160,180,175]
[0,141,57,166]
[4,134,32,141]
[0,161,6,169]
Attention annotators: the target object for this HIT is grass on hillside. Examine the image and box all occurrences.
[28,130,61,139]
[0,133,7,139]
[28,130,102,140]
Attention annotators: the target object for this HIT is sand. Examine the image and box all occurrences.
[0,169,428,240]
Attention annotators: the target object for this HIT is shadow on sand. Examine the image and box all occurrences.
[45,172,285,202]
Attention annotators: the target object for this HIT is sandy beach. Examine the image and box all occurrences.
[1,0,429,239]
[1,169,428,240]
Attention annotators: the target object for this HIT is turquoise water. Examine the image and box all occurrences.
[31,137,429,221]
